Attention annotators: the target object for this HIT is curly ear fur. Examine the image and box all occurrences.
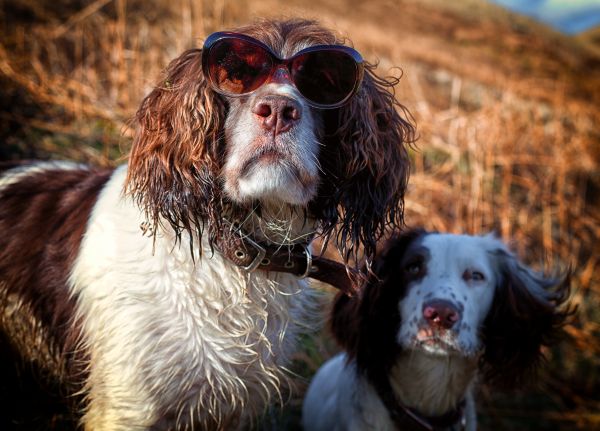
[315,65,415,262]
[331,230,425,376]
[125,49,227,248]
[237,19,416,264]
[480,251,575,387]
[125,20,415,265]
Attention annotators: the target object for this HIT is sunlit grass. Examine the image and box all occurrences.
[1,0,598,429]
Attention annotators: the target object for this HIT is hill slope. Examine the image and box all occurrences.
[0,0,598,429]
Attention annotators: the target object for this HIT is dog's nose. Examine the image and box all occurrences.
[252,95,302,135]
[423,299,461,329]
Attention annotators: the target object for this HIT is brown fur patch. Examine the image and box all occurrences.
[0,164,112,379]
[125,18,415,266]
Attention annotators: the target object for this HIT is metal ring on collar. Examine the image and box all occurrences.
[299,245,313,279]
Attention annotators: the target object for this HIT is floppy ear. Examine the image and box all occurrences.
[331,229,424,375]
[125,49,227,246]
[480,250,575,387]
[316,63,415,262]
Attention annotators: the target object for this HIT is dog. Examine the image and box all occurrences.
[0,19,414,430]
[303,230,573,431]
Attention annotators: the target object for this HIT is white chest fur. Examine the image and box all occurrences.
[303,351,478,431]
[70,166,318,430]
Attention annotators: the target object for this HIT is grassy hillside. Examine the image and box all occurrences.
[1,0,598,429]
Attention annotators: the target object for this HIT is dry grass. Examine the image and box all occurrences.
[0,0,598,429]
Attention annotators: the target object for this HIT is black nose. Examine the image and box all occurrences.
[422,299,461,329]
[252,95,302,135]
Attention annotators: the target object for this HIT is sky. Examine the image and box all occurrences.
[489,0,600,34]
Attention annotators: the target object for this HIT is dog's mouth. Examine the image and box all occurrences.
[226,143,319,205]
[240,147,288,176]
[413,328,461,355]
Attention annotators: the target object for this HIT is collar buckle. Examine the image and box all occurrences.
[239,235,267,272]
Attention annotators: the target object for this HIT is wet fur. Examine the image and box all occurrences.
[0,19,414,430]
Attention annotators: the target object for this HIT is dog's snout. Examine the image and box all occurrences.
[423,299,461,329]
[253,95,302,135]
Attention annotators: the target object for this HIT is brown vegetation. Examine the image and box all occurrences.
[1,0,598,429]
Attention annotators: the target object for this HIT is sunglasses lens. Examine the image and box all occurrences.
[207,38,272,95]
[292,50,359,106]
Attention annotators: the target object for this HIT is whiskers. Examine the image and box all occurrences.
[231,202,316,247]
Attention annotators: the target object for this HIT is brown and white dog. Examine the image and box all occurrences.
[0,19,414,430]
[303,230,573,431]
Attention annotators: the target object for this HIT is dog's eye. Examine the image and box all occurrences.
[463,269,485,282]
[405,261,422,275]
[472,271,485,281]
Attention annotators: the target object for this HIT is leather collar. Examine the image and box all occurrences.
[213,225,463,428]
[394,401,465,431]
[372,373,466,431]
[213,223,359,296]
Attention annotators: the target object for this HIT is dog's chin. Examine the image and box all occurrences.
[225,161,318,206]
[415,340,458,356]
[406,328,466,357]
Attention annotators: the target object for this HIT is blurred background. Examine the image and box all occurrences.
[0,0,598,429]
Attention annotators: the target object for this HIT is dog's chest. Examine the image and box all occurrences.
[69,167,317,427]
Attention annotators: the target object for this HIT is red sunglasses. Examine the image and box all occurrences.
[201,32,364,109]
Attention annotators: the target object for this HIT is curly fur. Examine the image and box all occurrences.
[125,18,414,263]
[0,19,414,430]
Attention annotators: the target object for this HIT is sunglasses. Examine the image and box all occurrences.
[201,32,364,109]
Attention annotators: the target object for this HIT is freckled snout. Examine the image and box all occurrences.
[423,299,461,329]
[252,95,302,135]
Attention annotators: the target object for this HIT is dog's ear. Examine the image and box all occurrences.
[316,63,415,263]
[331,229,424,375]
[480,249,575,387]
[125,49,227,246]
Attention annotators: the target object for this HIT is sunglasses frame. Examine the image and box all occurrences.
[201,31,365,109]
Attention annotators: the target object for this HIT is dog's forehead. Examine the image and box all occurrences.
[282,40,315,57]
[418,233,502,267]
[238,25,339,58]
[400,234,430,262]
[269,38,326,58]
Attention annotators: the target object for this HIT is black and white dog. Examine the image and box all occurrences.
[303,230,573,431]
